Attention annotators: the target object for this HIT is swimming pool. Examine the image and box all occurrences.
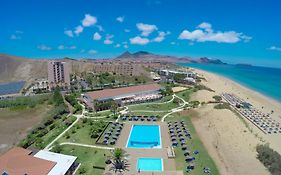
[127,125,161,148]
[137,158,163,172]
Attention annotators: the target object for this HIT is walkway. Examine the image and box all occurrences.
[60,142,114,150]
[161,94,189,122]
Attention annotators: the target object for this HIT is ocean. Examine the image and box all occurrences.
[179,63,281,102]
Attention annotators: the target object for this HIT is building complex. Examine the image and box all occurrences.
[82,83,162,111]
[0,147,77,175]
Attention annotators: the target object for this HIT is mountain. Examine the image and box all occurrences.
[115,51,226,64]
[194,57,226,64]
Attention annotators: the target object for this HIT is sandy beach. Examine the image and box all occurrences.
[189,68,281,175]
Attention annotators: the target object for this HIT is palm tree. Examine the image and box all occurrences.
[109,148,130,173]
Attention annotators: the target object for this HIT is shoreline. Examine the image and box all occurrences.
[190,67,281,121]
[188,66,281,104]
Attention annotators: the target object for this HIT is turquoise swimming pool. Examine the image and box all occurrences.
[137,158,163,172]
[126,125,161,148]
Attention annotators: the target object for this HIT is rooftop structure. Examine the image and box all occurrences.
[0,147,77,175]
[0,147,55,175]
[83,84,162,111]
[34,150,77,175]
[86,84,161,101]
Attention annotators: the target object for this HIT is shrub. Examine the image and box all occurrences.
[213,95,222,102]
[214,103,231,110]
[256,144,281,175]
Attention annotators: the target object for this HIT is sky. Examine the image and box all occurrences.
[0,0,281,68]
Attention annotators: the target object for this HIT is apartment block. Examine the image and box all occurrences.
[47,61,71,89]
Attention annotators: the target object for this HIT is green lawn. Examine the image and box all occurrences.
[128,98,180,111]
[175,88,194,102]
[58,119,107,145]
[59,145,110,175]
[165,113,219,175]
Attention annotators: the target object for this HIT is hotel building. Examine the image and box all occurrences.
[47,61,71,90]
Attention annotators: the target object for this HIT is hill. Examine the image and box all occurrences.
[0,54,95,84]
[115,51,225,64]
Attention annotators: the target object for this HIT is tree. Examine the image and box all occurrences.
[52,143,62,153]
[110,102,118,118]
[53,87,64,106]
[173,73,186,82]
[109,148,130,173]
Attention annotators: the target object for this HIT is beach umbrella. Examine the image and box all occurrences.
[184,150,191,156]
[182,145,187,150]
[172,141,178,146]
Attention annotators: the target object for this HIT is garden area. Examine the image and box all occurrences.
[128,97,183,112]
[58,118,108,145]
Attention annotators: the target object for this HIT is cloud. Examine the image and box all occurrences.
[10,34,21,40]
[58,45,76,50]
[58,45,65,50]
[69,46,77,49]
[104,34,114,44]
[64,30,74,37]
[268,46,281,51]
[124,44,129,49]
[10,30,23,40]
[152,31,171,42]
[15,30,24,34]
[116,16,125,23]
[88,49,97,54]
[130,36,150,45]
[74,25,84,36]
[93,32,102,40]
[124,29,130,33]
[136,23,158,36]
[37,44,52,51]
[178,22,251,43]
[114,44,121,48]
[82,14,97,27]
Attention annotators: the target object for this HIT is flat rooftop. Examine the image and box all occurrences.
[34,150,77,175]
[86,83,161,100]
[0,147,55,175]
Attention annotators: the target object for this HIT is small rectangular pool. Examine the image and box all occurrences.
[127,125,161,148]
[137,158,163,172]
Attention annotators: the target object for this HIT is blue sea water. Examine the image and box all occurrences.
[127,125,161,148]
[179,63,281,102]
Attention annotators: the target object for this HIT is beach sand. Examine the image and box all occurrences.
[189,68,281,175]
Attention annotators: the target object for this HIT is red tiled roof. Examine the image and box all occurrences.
[86,83,161,100]
[0,147,56,175]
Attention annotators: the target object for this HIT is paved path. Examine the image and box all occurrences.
[60,142,114,150]
[161,94,189,122]
[45,115,80,150]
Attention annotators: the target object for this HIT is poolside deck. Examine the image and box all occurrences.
[106,122,178,174]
